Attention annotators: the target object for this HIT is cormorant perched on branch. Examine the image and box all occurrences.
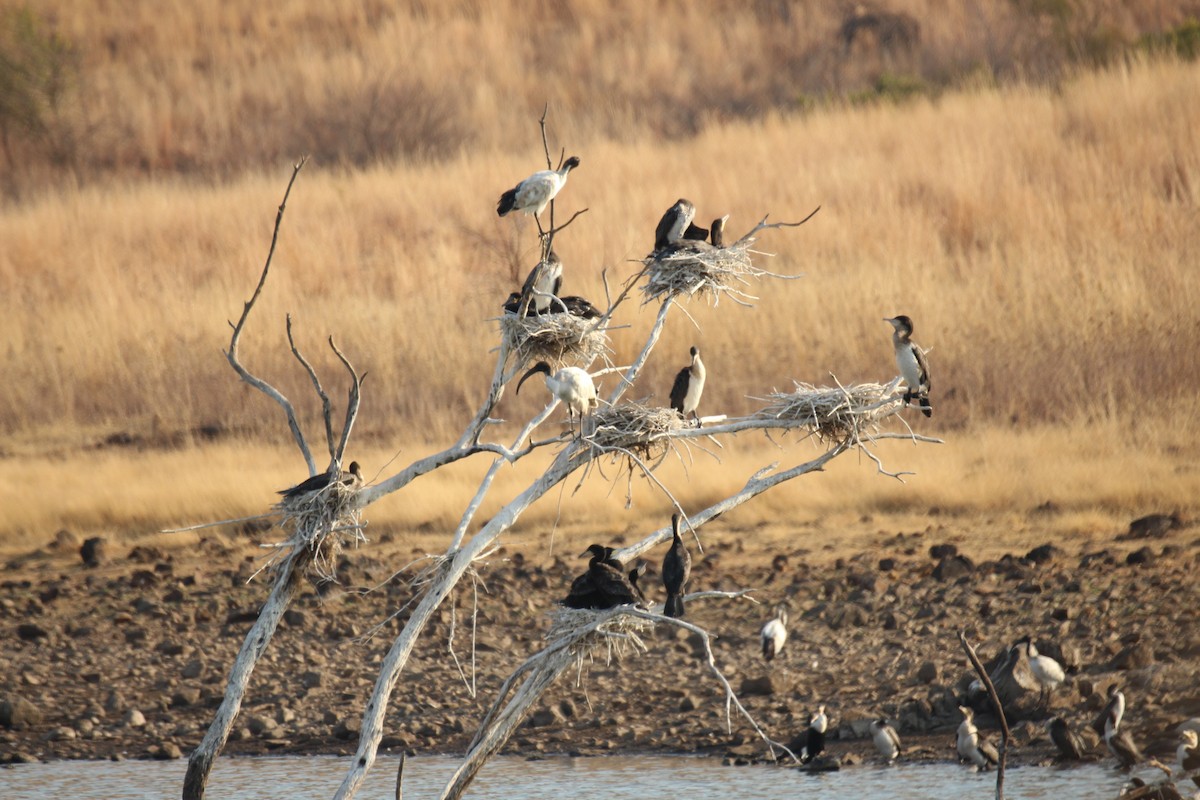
[885,315,932,417]
[661,514,691,618]
[562,544,641,610]
[278,461,362,499]
[669,346,706,426]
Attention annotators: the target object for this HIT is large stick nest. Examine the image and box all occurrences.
[499,310,611,370]
[754,379,904,443]
[546,606,655,666]
[640,239,759,305]
[584,401,685,463]
[271,479,364,582]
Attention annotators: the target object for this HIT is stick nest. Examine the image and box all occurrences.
[272,479,364,582]
[640,239,758,304]
[585,401,684,463]
[546,606,655,664]
[500,310,610,370]
[754,379,904,443]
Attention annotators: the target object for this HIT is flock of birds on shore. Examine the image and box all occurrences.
[272,157,1198,786]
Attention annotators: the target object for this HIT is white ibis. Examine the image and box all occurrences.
[871,718,902,762]
[760,603,788,661]
[278,461,362,499]
[518,251,565,315]
[1104,709,1144,770]
[515,361,597,436]
[1046,716,1086,761]
[661,513,691,618]
[669,345,707,425]
[1016,635,1066,707]
[885,315,932,417]
[956,705,999,769]
[497,156,581,234]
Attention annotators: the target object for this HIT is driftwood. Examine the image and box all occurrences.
[182,122,941,800]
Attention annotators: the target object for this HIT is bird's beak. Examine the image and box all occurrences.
[515,366,540,395]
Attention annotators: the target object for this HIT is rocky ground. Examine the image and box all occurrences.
[2,512,1198,779]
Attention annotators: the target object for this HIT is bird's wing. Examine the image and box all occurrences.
[669,366,690,412]
[912,343,932,392]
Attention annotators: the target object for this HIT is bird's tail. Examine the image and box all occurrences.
[919,394,932,417]
[665,593,685,618]
[497,188,518,216]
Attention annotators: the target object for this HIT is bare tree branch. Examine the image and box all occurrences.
[286,314,335,464]
[329,336,364,463]
[960,631,1010,800]
[223,157,315,475]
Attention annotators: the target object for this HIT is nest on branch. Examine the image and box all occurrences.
[584,401,685,465]
[640,239,759,305]
[499,309,610,370]
[272,477,364,582]
[547,606,655,666]
[754,379,904,444]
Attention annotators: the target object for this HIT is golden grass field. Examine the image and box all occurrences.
[1,3,1198,550]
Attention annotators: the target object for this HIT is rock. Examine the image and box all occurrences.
[16,623,49,641]
[80,537,108,567]
[559,699,577,719]
[1025,544,1061,564]
[47,726,77,740]
[1,696,43,730]
[933,554,975,581]
[333,717,361,740]
[1125,547,1155,566]
[300,671,323,689]
[680,695,698,712]
[150,741,183,760]
[527,707,564,728]
[1110,642,1156,670]
[917,661,939,684]
[51,529,79,550]
[124,709,146,728]
[1121,513,1182,540]
[739,675,777,696]
[246,714,278,736]
[878,558,896,572]
[929,543,958,559]
[104,690,125,714]
[181,659,204,680]
[802,754,841,772]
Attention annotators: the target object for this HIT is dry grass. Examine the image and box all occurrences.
[2,57,1198,449]
[7,0,1199,188]
[2,417,1196,556]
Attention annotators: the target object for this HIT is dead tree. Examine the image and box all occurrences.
[182,131,940,800]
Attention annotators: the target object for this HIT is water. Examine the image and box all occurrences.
[1,754,1144,800]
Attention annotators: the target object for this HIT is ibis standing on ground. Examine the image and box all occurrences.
[661,513,691,618]
[515,361,598,437]
[669,346,707,426]
[1016,635,1066,707]
[760,603,788,661]
[497,156,581,235]
[885,315,932,417]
